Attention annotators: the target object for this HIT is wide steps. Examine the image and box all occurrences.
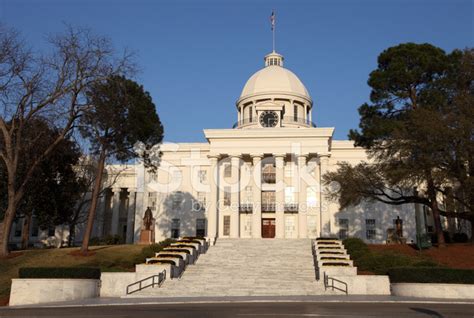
[128,238,335,297]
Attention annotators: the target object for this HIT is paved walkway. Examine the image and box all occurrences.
[2,301,474,318]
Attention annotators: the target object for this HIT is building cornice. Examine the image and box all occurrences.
[203,127,335,141]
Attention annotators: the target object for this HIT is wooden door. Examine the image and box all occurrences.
[262,218,276,238]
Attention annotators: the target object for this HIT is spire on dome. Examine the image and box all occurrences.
[264,51,284,67]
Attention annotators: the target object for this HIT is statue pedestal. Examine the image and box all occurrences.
[139,230,154,245]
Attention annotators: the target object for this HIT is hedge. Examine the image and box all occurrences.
[388,267,474,284]
[19,267,101,279]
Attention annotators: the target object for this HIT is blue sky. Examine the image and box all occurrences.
[1,0,472,142]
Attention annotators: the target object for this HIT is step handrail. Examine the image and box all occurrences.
[126,269,166,295]
[323,272,348,295]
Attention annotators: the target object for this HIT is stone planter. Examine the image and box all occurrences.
[391,283,474,299]
[10,278,100,306]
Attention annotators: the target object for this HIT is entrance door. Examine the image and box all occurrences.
[262,218,276,238]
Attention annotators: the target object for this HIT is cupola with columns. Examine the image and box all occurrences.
[234,51,314,129]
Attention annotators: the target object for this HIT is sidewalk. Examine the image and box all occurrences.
[5,295,474,309]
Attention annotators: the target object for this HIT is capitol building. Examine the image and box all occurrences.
[10,50,434,246]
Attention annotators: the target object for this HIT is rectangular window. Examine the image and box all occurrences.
[171,218,180,238]
[149,192,158,211]
[224,164,232,178]
[262,191,276,212]
[338,218,349,240]
[196,218,206,237]
[223,216,231,236]
[14,220,22,237]
[249,106,253,122]
[294,105,298,121]
[172,192,183,210]
[198,170,207,183]
[224,187,231,206]
[172,169,181,182]
[366,219,376,240]
[48,227,56,237]
[31,217,39,237]
[197,192,206,205]
[245,186,252,202]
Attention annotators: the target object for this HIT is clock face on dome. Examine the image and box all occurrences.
[260,111,279,128]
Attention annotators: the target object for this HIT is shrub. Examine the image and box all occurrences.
[343,238,370,260]
[19,267,101,279]
[356,251,413,275]
[412,260,440,267]
[388,267,474,284]
[89,237,102,246]
[453,233,469,243]
[139,239,176,262]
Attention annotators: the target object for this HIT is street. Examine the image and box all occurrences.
[0,302,473,318]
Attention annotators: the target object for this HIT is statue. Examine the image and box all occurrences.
[139,207,155,244]
[143,207,154,231]
[395,216,403,238]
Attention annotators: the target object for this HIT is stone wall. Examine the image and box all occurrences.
[9,279,100,306]
[391,283,474,299]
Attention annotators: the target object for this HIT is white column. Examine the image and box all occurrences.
[230,154,241,238]
[126,188,136,244]
[319,155,330,237]
[252,155,263,238]
[134,192,145,242]
[207,155,219,239]
[111,187,121,236]
[275,154,285,238]
[309,106,312,124]
[298,155,308,238]
[95,194,106,237]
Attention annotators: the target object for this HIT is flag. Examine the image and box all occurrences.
[270,10,275,31]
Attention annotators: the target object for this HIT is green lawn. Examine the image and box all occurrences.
[0,245,144,302]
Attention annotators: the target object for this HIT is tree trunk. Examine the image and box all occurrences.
[426,174,445,247]
[0,199,17,256]
[20,213,32,250]
[80,151,106,254]
[430,201,446,247]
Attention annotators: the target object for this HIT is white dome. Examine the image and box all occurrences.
[240,65,310,100]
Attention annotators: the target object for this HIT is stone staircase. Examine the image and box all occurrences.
[129,238,331,297]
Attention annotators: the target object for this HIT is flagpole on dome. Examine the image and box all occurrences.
[271,10,276,52]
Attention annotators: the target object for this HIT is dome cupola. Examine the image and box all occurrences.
[234,51,314,129]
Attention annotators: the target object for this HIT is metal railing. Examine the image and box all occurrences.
[284,203,298,213]
[282,117,316,127]
[239,204,253,213]
[232,117,257,128]
[232,117,316,128]
[126,269,166,295]
[323,272,348,295]
[261,203,276,212]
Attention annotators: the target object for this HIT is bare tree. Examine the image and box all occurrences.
[0,24,133,256]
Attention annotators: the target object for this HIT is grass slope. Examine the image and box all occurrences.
[0,245,144,303]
